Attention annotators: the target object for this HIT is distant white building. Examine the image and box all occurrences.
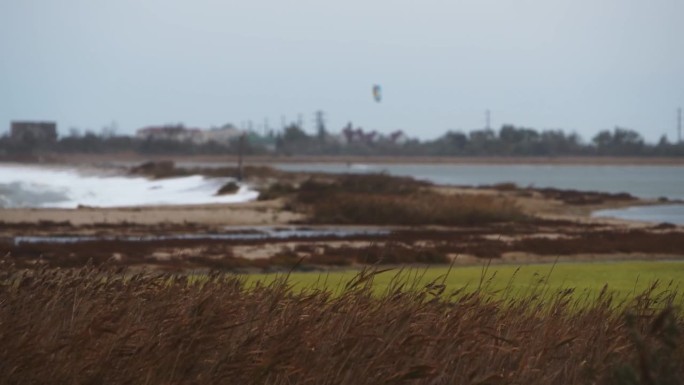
[136,124,243,144]
[11,121,58,143]
[325,133,347,146]
[202,125,243,144]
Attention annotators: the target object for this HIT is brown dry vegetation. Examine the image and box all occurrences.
[442,229,684,259]
[3,223,684,271]
[485,183,638,205]
[0,264,682,384]
[257,182,299,201]
[293,174,527,225]
[533,187,636,205]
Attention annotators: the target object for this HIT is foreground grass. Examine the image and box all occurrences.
[245,260,684,301]
[2,263,683,384]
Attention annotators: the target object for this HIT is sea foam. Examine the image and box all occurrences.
[0,164,258,208]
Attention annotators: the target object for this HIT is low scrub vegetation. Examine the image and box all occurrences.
[257,182,298,201]
[0,265,682,384]
[294,174,527,225]
[484,183,636,205]
[304,193,525,225]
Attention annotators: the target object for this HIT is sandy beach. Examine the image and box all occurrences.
[2,158,682,271]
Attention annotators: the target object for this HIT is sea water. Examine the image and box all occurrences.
[0,164,258,208]
[12,227,391,245]
[593,205,684,225]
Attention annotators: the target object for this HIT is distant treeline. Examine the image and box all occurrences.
[424,126,684,157]
[1,124,683,157]
[0,132,257,156]
[298,125,684,157]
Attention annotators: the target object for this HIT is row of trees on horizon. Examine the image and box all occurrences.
[1,123,683,157]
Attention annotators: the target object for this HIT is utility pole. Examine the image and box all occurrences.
[237,133,246,181]
[678,107,682,143]
[315,110,326,141]
[485,109,491,130]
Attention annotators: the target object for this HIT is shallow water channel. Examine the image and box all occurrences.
[11,227,391,246]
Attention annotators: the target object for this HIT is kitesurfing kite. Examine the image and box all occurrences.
[372,84,382,103]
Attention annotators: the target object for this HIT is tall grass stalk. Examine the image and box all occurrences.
[1,263,682,384]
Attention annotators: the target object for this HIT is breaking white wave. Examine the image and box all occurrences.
[0,164,258,208]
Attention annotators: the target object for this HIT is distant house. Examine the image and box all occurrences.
[136,124,244,145]
[10,121,58,143]
[136,125,205,144]
[202,125,243,144]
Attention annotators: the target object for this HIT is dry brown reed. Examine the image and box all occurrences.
[1,263,682,384]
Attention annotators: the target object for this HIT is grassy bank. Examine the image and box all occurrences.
[1,263,682,384]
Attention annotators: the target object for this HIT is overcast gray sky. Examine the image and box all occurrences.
[1,0,683,142]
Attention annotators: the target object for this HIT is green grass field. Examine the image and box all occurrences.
[244,260,684,302]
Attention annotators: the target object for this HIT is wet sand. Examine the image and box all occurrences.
[0,200,302,227]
